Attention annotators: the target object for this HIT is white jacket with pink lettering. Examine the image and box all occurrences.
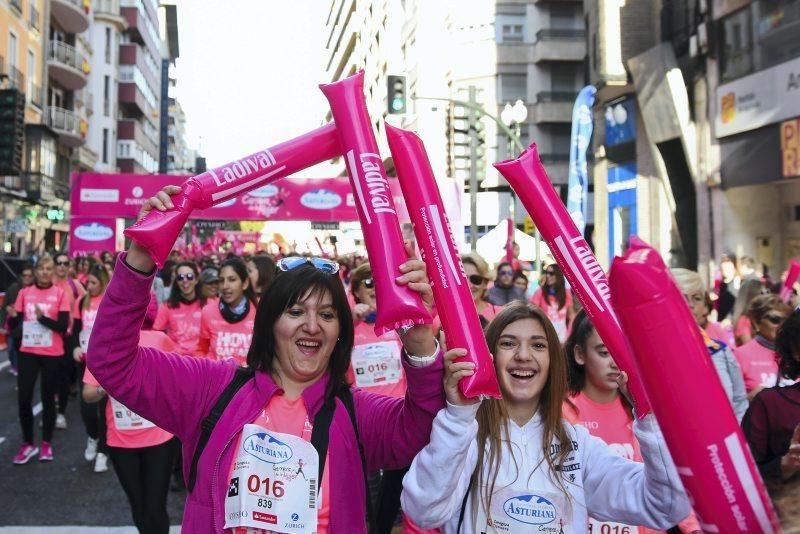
[401,402,690,533]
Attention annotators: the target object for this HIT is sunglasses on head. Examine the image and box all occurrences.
[468,274,486,285]
[176,273,196,282]
[277,257,340,275]
[361,278,374,289]
[764,314,785,325]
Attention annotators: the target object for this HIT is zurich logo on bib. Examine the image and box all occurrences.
[242,431,294,464]
[503,494,557,525]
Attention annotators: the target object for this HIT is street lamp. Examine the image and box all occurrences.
[500,99,528,159]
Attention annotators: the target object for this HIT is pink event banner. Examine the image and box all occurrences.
[70,173,410,222]
[69,216,117,257]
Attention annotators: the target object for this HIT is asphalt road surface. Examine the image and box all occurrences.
[0,350,184,531]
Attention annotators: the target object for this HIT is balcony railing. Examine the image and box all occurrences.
[23,172,70,202]
[48,41,88,74]
[94,0,120,15]
[45,106,82,137]
[536,91,578,102]
[535,29,586,41]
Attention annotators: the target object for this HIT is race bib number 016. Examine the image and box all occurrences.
[23,321,53,348]
[588,519,636,534]
[351,341,402,388]
[110,398,156,430]
[225,425,319,534]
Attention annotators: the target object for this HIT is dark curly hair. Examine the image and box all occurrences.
[775,310,800,381]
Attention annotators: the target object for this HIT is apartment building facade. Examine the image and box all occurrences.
[116,0,159,174]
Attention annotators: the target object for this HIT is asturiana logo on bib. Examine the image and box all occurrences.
[243,432,293,464]
[300,189,342,210]
[503,494,557,525]
[75,223,113,242]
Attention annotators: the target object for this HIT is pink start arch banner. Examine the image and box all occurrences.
[70,172,409,222]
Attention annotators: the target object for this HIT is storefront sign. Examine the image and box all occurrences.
[716,56,800,138]
[782,117,800,178]
[4,218,28,234]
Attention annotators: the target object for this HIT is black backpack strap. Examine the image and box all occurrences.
[188,366,255,492]
[456,473,475,533]
[309,396,336,491]
[338,387,376,532]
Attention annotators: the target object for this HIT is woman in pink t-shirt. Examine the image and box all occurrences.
[9,256,71,464]
[199,257,257,365]
[732,279,765,346]
[734,294,792,400]
[564,310,699,533]
[530,264,575,343]
[72,264,111,472]
[153,261,206,355]
[83,330,177,533]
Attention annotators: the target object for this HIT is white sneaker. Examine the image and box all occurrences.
[84,437,98,462]
[55,414,67,430]
[94,452,109,473]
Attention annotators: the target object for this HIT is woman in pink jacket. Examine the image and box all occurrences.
[87,186,446,533]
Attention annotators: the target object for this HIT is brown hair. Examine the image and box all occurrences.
[542,264,567,310]
[471,302,574,521]
[747,294,791,326]
[83,264,110,312]
[349,263,372,302]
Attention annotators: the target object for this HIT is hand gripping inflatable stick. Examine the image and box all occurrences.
[387,125,501,399]
[779,259,800,303]
[610,242,779,533]
[320,72,431,335]
[124,123,341,267]
[494,144,651,417]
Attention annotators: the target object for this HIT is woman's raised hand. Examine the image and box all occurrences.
[395,240,433,312]
[127,185,182,273]
[136,185,182,222]
[444,348,480,406]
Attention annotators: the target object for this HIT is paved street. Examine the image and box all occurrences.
[0,351,183,531]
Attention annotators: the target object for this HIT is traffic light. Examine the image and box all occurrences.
[387,75,406,114]
[0,88,25,176]
[449,102,487,184]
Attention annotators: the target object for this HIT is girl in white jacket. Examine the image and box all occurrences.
[401,302,690,533]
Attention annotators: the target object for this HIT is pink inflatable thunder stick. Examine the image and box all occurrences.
[494,143,651,417]
[779,259,800,303]
[320,71,430,335]
[387,125,501,399]
[125,123,341,267]
[610,241,779,533]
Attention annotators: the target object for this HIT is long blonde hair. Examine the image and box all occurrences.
[471,302,573,521]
